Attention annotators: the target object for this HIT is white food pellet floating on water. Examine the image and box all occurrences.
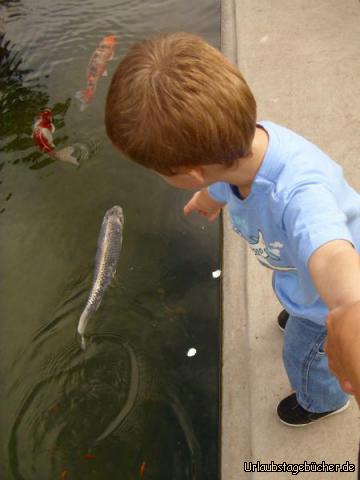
[187,348,197,357]
[212,269,221,278]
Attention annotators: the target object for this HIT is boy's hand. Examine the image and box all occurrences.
[324,300,360,406]
[184,189,225,222]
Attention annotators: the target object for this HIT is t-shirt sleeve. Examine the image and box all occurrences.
[208,182,228,203]
[282,183,355,267]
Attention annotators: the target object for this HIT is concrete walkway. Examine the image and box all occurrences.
[220,1,360,479]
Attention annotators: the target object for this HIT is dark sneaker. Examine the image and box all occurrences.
[277,393,350,427]
[277,310,289,332]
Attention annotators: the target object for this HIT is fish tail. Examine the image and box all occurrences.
[54,146,79,166]
[78,308,90,337]
[78,306,93,350]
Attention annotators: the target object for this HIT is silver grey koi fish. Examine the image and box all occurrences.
[77,205,124,349]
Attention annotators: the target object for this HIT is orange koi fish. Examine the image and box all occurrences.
[59,469,69,480]
[140,461,146,479]
[76,35,116,112]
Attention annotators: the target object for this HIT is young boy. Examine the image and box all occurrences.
[105,32,360,426]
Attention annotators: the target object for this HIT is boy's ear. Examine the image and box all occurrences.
[188,167,206,183]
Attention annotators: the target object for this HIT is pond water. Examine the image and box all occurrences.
[0,0,220,479]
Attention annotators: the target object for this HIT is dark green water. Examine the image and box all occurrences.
[0,1,220,478]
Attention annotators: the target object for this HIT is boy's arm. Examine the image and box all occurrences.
[308,239,360,309]
[324,301,360,406]
[184,188,226,222]
[308,240,360,404]
[281,182,360,400]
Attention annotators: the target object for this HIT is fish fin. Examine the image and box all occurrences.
[81,335,86,351]
[54,146,79,166]
[102,69,108,77]
[75,89,84,101]
[75,90,89,112]
[41,127,55,146]
[110,271,119,287]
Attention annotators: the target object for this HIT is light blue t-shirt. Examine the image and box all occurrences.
[208,121,360,324]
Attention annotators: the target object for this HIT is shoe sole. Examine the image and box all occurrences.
[278,400,350,427]
[278,322,285,332]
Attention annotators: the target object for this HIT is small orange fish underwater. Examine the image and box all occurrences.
[76,35,116,111]
[140,461,146,479]
[59,469,69,480]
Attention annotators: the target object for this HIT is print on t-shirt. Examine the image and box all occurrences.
[233,218,296,272]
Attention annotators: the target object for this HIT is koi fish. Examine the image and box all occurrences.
[33,109,79,166]
[83,453,96,460]
[140,461,146,479]
[77,206,124,350]
[75,35,116,112]
[59,469,69,480]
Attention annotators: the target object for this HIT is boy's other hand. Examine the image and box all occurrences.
[324,300,360,407]
[184,189,225,222]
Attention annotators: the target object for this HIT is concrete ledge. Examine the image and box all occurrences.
[220,3,252,479]
[221,1,360,479]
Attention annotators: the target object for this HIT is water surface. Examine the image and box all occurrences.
[0,1,220,478]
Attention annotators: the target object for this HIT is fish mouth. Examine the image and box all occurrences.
[104,35,116,45]
[39,108,52,120]
[108,205,124,225]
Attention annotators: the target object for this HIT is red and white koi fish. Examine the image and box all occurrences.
[33,109,79,166]
[75,35,116,112]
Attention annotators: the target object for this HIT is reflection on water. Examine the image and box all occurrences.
[0,0,220,478]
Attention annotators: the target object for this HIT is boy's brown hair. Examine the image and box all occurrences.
[105,32,256,175]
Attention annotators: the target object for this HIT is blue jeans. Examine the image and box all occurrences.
[283,315,348,412]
